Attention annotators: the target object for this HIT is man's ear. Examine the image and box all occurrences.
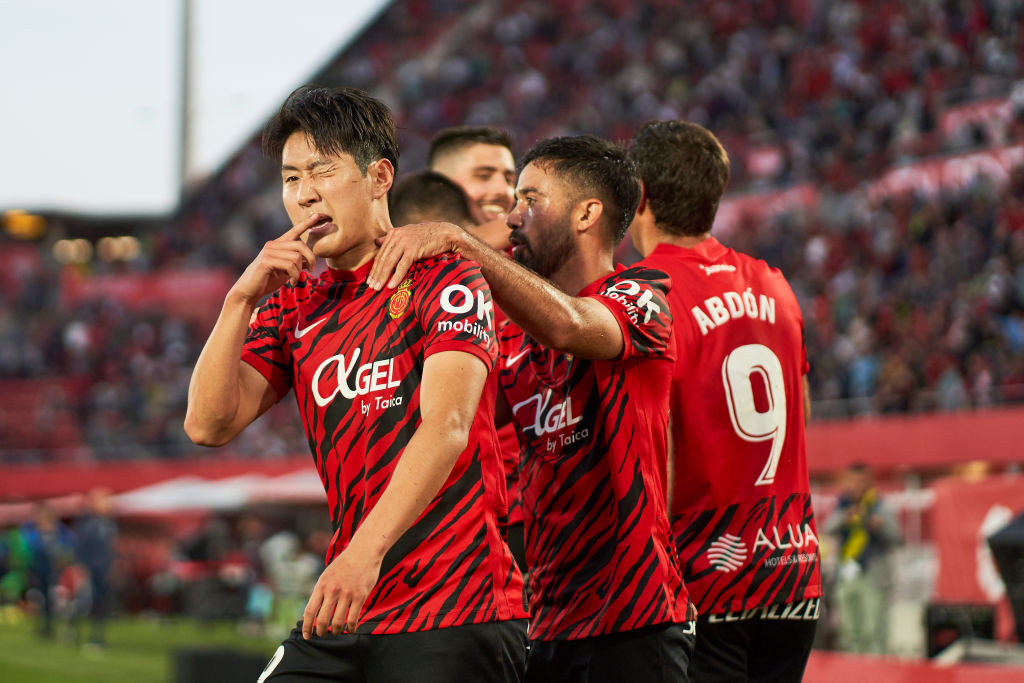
[635,182,649,216]
[575,198,605,234]
[368,158,395,199]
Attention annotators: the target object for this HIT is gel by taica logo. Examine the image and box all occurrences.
[512,389,582,437]
[311,347,401,407]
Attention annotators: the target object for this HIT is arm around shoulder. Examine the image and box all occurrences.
[452,230,625,360]
[369,222,625,359]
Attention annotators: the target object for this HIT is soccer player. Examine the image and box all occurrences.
[184,86,527,682]
[389,170,475,229]
[388,167,526,572]
[629,120,822,683]
[428,126,526,572]
[368,135,695,683]
[428,125,516,249]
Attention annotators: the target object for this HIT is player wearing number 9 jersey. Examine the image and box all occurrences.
[630,121,821,683]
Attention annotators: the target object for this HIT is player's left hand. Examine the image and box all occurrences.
[301,544,383,638]
[368,221,462,291]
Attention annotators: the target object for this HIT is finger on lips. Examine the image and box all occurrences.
[281,212,324,241]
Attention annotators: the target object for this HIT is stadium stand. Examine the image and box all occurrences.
[2,0,1024,463]
[5,4,1024,672]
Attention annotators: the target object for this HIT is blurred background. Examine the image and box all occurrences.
[2,0,1024,681]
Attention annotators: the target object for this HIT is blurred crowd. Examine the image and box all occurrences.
[0,500,333,645]
[2,0,1024,461]
[736,166,1024,418]
[1,490,117,647]
[0,265,308,462]
[155,0,1024,272]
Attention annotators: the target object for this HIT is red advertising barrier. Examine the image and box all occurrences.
[59,267,235,321]
[931,474,1024,641]
[0,455,310,503]
[1,407,1020,501]
[805,406,1024,476]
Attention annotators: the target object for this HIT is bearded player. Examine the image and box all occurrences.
[184,86,527,682]
[630,120,822,683]
[369,135,695,683]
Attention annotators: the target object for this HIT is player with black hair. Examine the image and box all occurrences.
[369,134,696,683]
[428,125,516,225]
[186,86,527,682]
[389,170,475,228]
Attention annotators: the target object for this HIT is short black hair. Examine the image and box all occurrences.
[629,120,730,237]
[262,85,399,174]
[521,135,640,244]
[389,171,474,227]
[427,126,513,168]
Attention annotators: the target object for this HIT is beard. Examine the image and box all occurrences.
[512,220,577,279]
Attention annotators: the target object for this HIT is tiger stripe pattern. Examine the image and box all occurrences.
[242,253,527,634]
[498,265,693,641]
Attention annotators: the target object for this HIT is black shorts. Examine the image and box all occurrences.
[689,599,819,683]
[525,621,696,683]
[258,618,528,683]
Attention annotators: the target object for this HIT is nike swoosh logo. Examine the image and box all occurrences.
[506,348,530,368]
[294,316,328,338]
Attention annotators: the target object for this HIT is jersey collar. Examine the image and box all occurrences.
[578,264,628,297]
[650,236,728,262]
[326,258,375,283]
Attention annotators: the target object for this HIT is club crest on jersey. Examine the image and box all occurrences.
[387,279,413,319]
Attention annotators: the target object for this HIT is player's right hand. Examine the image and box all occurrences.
[367,221,462,291]
[228,214,320,305]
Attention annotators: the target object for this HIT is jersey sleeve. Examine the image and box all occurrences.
[412,255,498,371]
[241,289,294,398]
[588,266,674,362]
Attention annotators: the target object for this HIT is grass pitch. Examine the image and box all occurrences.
[0,612,279,683]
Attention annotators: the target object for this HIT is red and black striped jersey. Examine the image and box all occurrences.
[241,253,527,634]
[498,265,692,641]
[639,239,822,615]
[490,306,524,531]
